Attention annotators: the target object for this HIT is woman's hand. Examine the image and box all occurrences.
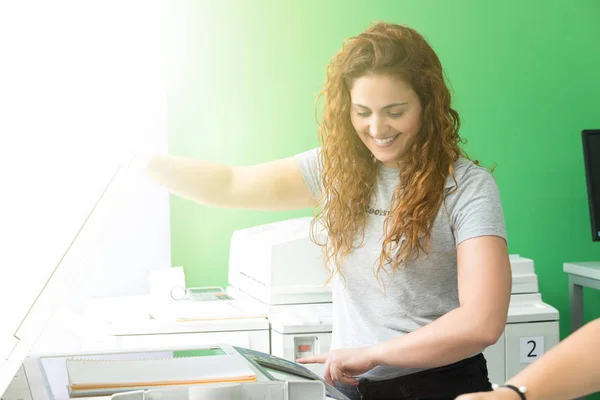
[296,346,377,386]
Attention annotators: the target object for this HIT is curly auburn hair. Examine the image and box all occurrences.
[311,21,469,282]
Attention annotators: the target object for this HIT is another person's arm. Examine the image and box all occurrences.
[140,154,316,210]
[456,318,600,400]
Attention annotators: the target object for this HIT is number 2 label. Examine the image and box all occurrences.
[520,336,545,363]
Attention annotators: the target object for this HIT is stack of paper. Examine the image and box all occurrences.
[65,354,256,397]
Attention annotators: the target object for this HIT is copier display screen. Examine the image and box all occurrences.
[234,347,350,400]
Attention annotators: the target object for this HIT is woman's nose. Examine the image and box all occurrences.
[369,116,387,137]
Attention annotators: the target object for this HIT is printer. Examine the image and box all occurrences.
[1,162,341,400]
[227,217,331,306]
[78,218,331,358]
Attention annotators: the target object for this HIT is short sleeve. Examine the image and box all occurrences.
[446,165,507,246]
[294,147,324,201]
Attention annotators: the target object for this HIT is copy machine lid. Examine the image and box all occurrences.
[0,149,135,396]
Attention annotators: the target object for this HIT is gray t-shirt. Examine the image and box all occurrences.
[295,148,507,381]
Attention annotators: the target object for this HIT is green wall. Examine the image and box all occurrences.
[165,0,600,349]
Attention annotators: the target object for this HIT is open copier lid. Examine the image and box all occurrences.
[0,151,134,397]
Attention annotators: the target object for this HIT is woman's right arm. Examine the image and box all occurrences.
[142,154,317,211]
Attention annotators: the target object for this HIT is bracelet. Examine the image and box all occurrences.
[492,383,527,400]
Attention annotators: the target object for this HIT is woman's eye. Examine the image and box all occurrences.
[388,112,404,118]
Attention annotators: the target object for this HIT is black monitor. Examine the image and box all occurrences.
[582,129,600,242]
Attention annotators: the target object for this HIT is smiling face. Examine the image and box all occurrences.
[349,74,423,168]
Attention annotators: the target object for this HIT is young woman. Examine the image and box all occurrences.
[142,21,512,400]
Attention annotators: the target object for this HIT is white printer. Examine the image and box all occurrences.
[225,219,560,384]
[227,217,331,306]
[77,218,328,356]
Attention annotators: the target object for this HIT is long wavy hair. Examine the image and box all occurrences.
[312,21,469,283]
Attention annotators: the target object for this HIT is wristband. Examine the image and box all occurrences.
[492,383,527,400]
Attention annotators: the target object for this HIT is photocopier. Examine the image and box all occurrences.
[0,164,344,400]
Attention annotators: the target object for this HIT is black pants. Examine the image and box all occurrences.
[335,353,492,400]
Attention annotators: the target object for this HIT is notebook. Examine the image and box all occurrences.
[65,353,256,395]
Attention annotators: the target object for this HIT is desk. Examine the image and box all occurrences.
[563,262,600,333]
[563,262,600,400]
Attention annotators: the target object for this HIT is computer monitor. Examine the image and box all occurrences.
[582,129,600,242]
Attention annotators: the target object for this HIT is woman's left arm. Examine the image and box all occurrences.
[369,234,511,368]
